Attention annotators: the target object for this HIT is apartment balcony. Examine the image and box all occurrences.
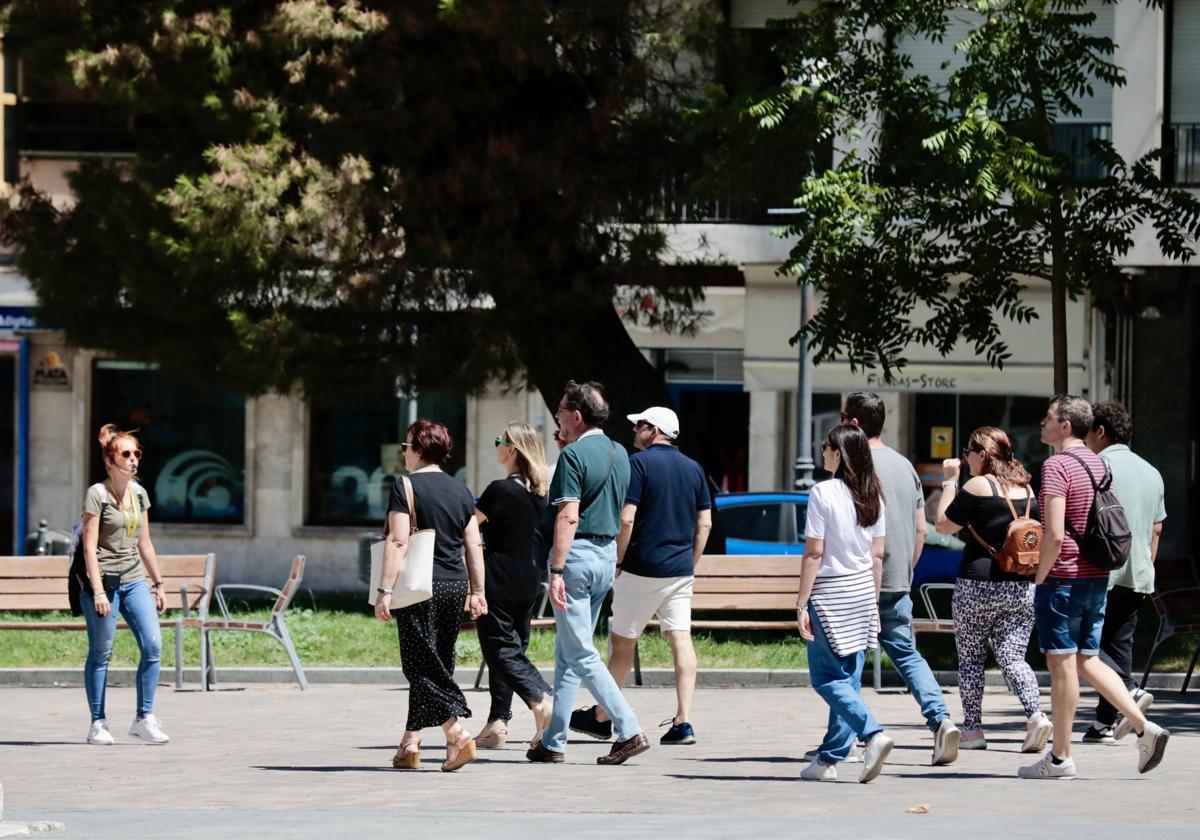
[1051,122,1111,182]
[620,142,832,225]
[1165,123,1200,186]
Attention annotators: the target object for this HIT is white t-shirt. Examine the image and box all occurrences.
[805,479,885,577]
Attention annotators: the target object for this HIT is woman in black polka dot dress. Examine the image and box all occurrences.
[375,419,487,772]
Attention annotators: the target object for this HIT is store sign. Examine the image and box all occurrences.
[31,350,70,389]
[0,306,37,331]
[930,426,953,459]
[865,372,958,391]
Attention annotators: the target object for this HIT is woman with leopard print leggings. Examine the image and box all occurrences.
[935,426,1052,754]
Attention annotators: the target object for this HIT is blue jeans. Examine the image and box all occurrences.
[82,579,162,722]
[1035,578,1107,655]
[878,591,949,732]
[542,538,641,752]
[807,607,884,764]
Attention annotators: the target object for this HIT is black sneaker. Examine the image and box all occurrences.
[569,706,612,740]
[659,720,696,745]
[526,742,565,763]
[1082,724,1116,745]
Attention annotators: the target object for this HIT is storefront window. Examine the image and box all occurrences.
[91,361,246,524]
[912,393,1050,488]
[307,391,467,527]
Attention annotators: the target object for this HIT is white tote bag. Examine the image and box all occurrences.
[368,475,435,609]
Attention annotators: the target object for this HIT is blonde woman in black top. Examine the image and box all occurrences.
[935,426,1050,754]
[473,421,554,749]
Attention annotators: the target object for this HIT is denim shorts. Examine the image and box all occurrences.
[1034,578,1108,655]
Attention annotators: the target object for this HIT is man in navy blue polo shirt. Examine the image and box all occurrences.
[571,406,712,746]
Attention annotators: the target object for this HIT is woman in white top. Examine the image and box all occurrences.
[796,423,894,783]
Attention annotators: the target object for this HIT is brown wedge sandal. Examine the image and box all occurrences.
[442,728,477,772]
[392,739,421,770]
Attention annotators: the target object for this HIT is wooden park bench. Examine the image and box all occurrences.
[0,553,215,689]
[0,553,310,691]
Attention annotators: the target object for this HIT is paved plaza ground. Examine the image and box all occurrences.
[2,682,1197,838]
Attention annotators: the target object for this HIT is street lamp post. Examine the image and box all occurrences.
[794,282,816,491]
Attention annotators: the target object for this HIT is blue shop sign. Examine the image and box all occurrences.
[0,307,37,331]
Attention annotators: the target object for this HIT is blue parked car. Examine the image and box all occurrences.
[711,491,963,589]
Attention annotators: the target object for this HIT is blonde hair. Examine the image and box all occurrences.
[502,421,549,497]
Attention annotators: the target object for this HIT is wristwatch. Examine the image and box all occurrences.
[376,586,393,595]
[549,567,565,575]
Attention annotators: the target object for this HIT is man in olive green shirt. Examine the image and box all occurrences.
[1083,402,1166,743]
[528,380,648,766]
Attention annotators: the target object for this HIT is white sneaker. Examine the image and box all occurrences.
[800,760,837,781]
[803,743,862,763]
[129,714,170,745]
[1114,688,1155,741]
[1136,721,1169,774]
[932,719,960,766]
[960,729,988,750]
[1018,752,1076,780]
[859,732,894,784]
[1022,713,1053,754]
[87,719,115,745]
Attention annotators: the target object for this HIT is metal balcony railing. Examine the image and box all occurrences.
[1166,123,1200,186]
[1051,122,1111,182]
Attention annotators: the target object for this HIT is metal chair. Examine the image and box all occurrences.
[1140,557,1200,694]
[198,555,309,691]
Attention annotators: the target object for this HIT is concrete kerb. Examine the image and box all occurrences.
[0,784,65,838]
[0,666,1193,691]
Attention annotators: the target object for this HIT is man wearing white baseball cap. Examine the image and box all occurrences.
[569,405,713,745]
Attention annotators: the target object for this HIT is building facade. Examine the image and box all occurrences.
[1,0,1197,584]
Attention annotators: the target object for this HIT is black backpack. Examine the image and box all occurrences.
[1061,449,1133,572]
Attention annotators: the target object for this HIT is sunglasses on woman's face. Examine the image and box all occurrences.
[821,441,832,452]
[494,437,513,447]
[118,449,142,460]
[400,442,412,452]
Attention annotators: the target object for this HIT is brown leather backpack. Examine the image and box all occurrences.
[967,479,1043,576]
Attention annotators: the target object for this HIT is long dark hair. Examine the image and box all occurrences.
[827,423,883,528]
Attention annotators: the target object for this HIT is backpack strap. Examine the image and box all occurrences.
[1059,448,1109,541]
[984,476,1021,522]
[968,523,998,557]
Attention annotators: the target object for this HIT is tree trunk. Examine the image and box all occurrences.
[1050,207,1069,395]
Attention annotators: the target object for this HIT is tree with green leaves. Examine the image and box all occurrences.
[757,0,1200,393]
[0,0,750,430]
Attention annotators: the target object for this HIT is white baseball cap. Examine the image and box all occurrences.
[627,406,680,439]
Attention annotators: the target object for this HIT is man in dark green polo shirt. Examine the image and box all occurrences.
[527,380,649,766]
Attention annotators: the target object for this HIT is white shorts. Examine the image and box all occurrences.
[610,571,694,638]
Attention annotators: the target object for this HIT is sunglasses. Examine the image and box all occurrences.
[400,442,412,451]
[117,449,142,460]
[494,436,513,447]
[961,447,980,459]
[821,441,833,452]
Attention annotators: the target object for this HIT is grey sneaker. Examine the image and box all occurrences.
[803,743,862,763]
[932,719,960,766]
[859,732,894,784]
[800,760,837,781]
[1136,721,1169,774]
[1018,752,1076,780]
[1114,689,1155,741]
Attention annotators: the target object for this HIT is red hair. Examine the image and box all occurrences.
[98,423,141,462]
[407,418,453,464]
[967,426,1031,488]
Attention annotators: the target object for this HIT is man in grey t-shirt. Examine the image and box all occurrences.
[842,392,958,766]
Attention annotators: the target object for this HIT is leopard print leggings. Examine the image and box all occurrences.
[952,578,1041,731]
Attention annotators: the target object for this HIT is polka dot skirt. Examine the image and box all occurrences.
[394,578,472,731]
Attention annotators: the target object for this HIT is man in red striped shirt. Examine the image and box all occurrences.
[1018,395,1169,781]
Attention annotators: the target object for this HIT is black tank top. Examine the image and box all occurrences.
[945,479,1040,582]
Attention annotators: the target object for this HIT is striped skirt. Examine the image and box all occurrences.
[809,570,878,657]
